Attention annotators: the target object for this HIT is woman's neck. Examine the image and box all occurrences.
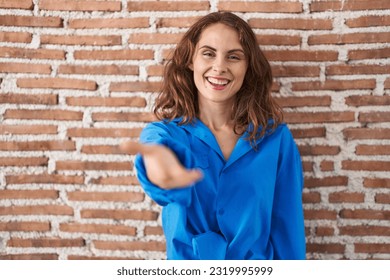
[198,100,234,131]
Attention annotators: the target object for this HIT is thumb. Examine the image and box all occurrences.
[172,168,203,189]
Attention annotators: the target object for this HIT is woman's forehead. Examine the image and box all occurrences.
[196,23,243,50]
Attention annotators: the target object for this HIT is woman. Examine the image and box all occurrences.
[121,12,306,260]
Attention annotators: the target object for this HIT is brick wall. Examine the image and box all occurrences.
[0,0,389,260]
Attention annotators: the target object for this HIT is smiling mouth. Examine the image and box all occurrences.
[206,77,230,88]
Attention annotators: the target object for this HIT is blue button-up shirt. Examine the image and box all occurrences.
[135,118,306,260]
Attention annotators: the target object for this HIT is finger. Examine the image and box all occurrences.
[119,141,148,155]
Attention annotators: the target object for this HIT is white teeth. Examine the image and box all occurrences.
[207,77,229,85]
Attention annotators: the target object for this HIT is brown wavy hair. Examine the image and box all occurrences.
[154,12,283,145]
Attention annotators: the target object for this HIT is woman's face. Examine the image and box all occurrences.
[190,23,248,107]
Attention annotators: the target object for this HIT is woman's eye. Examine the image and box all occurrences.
[228,55,240,60]
[203,52,214,57]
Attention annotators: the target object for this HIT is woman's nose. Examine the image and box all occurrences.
[212,57,227,73]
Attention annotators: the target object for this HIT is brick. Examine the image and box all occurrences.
[68,128,142,138]
[257,34,301,46]
[58,64,138,75]
[81,145,125,155]
[339,225,390,236]
[0,47,65,60]
[129,33,183,44]
[68,255,140,260]
[41,35,121,46]
[40,0,121,11]
[80,209,158,221]
[92,112,157,123]
[0,31,32,43]
[343,128,390,140]
[0,205,73,216]
[342,160,390,171]
[290,127,326,139]
[89,176,139,186]
[8,238,85,248]
[302,192,321,203]
[276,96,331,108]
[146,65,164,77]
[110,81,162,92]
[74,49,154,60]
[340,209,390,220]
[0,157,48,167]
[144,226,163,236]
[303,161,314,172]
[385,78,390,89]
[17,78,97,91]
[356,145,390,155]
[60,223,137,236]
[0,190,58,200]
[375,194,390,204]
[304,209,338,220]
[128,1,209,11]
[0,141,76,151]
[0,0,33,9]
[0,93,56,104]
[305,176,348,188]
[93,240,165,251]
[56,161,133,171]
[292,79,376,91]
[326,64,390,75]
[0,15,63,27]
[0,63,51,74]
[349,48,390,60]
[0,125,57,135]
[354,243,390,254]
[320,161,334,172]
[359,112,390,123]
[4,109,83,121]
[0,254,58,260]
[364,178,390,188]
[299,145,340,156]
[328,192,365,203]
[249,18,332,30]
[156,16,201,28]
[284,112,355,124]
[66,96,146,107]
[346,15,390,28]
[308,32,390,45]
[6,174,84,185]
[310,0,390,12]
[69,17,149,29]
[264,50,338,62]
[272,65,320,77]
[307,243,345,254]
[0,222,50,232]
[315,226,334,236]
[67,191,144,202]
[219,1,302,13]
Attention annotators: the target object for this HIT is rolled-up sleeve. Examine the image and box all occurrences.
[134,122,194,207]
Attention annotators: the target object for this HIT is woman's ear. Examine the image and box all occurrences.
[188,63,194,71]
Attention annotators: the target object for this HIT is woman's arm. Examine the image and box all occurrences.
[270,126,306,259]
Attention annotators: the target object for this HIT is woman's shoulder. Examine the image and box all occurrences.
[141,117,188,137]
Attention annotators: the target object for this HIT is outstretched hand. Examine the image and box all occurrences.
[120,141,203,189]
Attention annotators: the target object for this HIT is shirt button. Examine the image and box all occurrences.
[218,209,225,215]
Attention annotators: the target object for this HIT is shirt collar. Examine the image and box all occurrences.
[171,117,267,168]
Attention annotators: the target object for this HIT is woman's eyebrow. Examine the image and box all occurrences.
[199,45,244,53]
